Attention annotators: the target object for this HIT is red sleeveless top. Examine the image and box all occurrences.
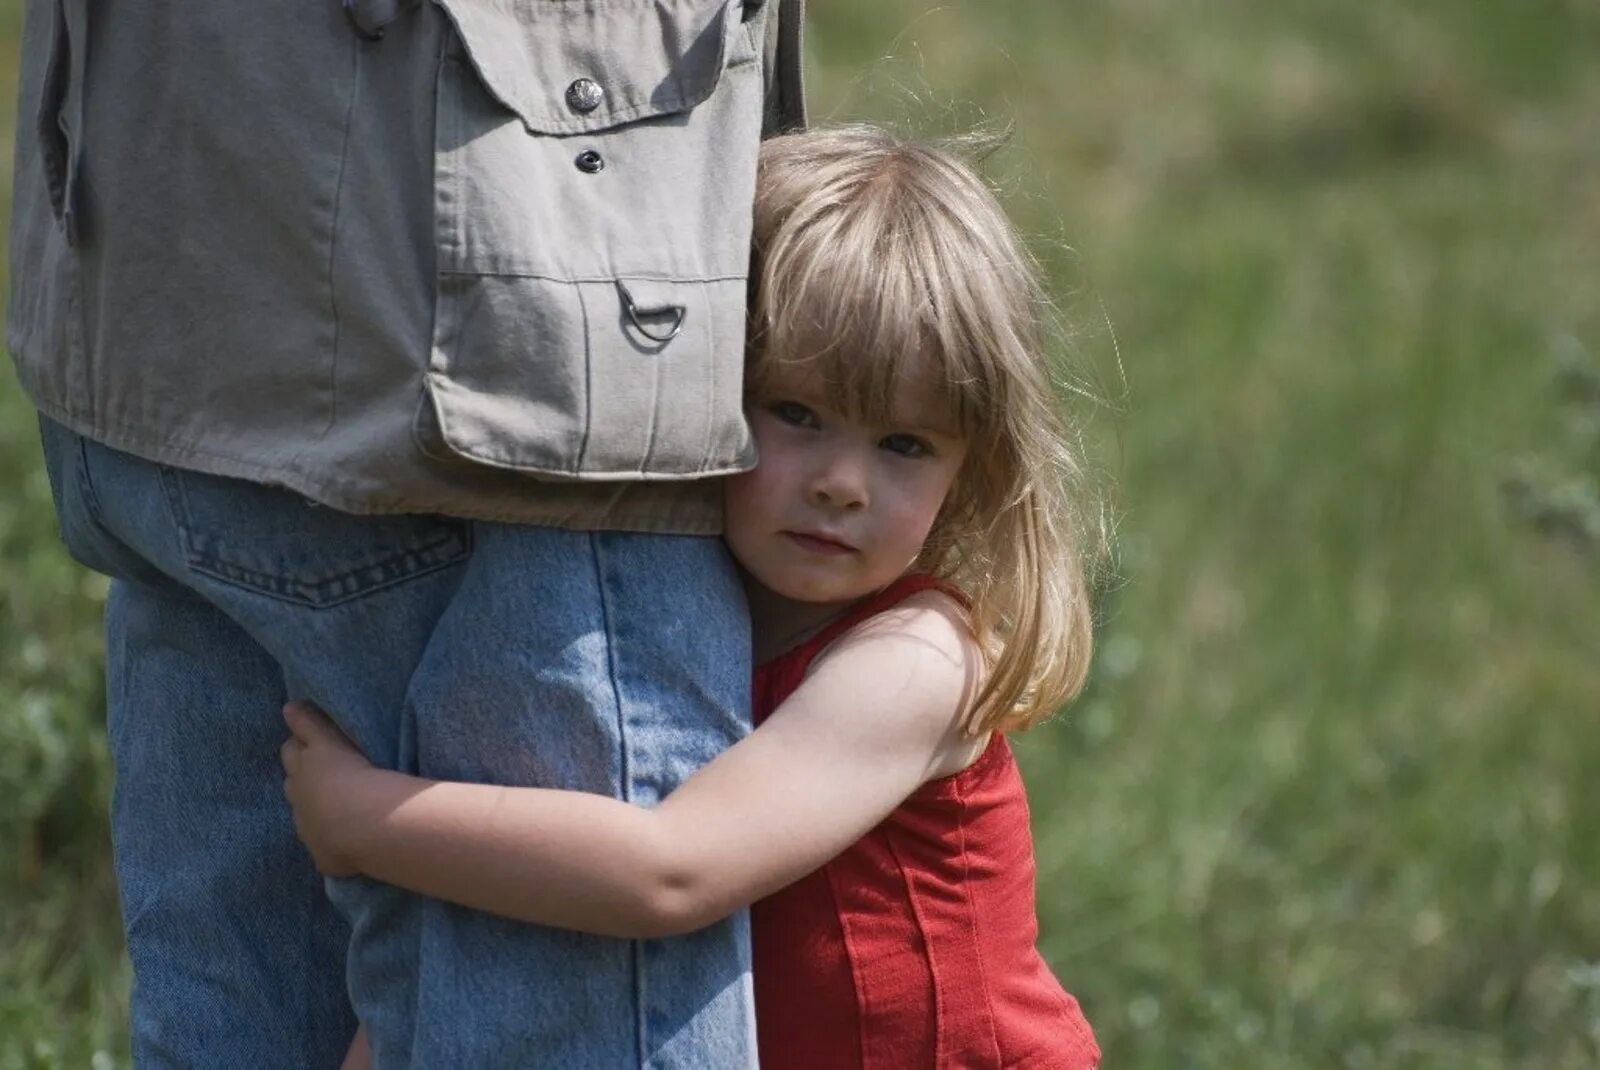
[749,575,1100,1069]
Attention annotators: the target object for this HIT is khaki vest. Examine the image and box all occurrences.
[7,0,805,531]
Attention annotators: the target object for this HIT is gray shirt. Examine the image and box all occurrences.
[7,0,804,531]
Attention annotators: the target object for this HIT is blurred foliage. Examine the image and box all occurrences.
[1503,337,1600,554]
[4,1,1600,1067]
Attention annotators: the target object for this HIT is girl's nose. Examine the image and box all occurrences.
[807,454,868,510]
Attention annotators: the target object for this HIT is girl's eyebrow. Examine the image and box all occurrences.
[908,425,963,442]
[887,409,963,438]
[753,378,826,402]
[887,417,946,433]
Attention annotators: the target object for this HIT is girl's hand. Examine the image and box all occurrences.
[280,701,372,878]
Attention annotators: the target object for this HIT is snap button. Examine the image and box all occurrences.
[575,150,605,174]
[565,79,605,114]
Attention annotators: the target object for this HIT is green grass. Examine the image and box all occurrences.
[5,2,1600,1066]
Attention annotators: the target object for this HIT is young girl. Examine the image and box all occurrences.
[282,124,1102,1069]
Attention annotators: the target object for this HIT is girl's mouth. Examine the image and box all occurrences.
[784,531,856,555]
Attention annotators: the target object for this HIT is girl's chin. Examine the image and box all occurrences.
[749,569,865,607]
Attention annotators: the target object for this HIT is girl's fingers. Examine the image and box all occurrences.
[283,699,321,725]
[284,700,338,742]
[283,700,367,767]
[283,701,310,737]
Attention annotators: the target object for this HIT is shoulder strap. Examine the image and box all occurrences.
[761,0,807,136]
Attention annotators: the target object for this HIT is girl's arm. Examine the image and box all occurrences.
[281,593,980,939]
[340,1027,370,1070]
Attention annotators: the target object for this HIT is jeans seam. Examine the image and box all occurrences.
[73,431,108,527]
[154,464,188,540]
[589,533,647,1067]
[590,533,634,804]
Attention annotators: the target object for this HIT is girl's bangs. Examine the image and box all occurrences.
[751,196,995,438]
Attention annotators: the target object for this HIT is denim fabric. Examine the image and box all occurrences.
[38,417,756,1068]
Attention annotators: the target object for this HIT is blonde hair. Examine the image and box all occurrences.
[749,124,1101,735]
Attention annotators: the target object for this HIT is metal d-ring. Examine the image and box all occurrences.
[617,281,686,344]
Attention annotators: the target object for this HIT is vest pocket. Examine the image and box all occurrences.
[422,0,763,479]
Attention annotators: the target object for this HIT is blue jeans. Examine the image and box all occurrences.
[38,417,755,1068]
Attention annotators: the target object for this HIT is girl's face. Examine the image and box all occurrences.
[724,362,970,611]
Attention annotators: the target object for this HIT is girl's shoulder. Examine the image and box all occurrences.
[814,584,978,675]
[798,586,988,781]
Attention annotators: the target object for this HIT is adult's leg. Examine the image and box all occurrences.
[41,420,375,1065]
[104,577,354,1067]
[43,418,757,1066]
[40,418,458,1066]
[401,525,755,1067]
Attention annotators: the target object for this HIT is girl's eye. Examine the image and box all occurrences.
[769,401,818,428]
[880,433,933,458]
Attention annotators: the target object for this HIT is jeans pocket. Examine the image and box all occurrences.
[159,467,471,608]
[419,0,762,480]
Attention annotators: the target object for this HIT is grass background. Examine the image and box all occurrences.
[4,1,1599,1066]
